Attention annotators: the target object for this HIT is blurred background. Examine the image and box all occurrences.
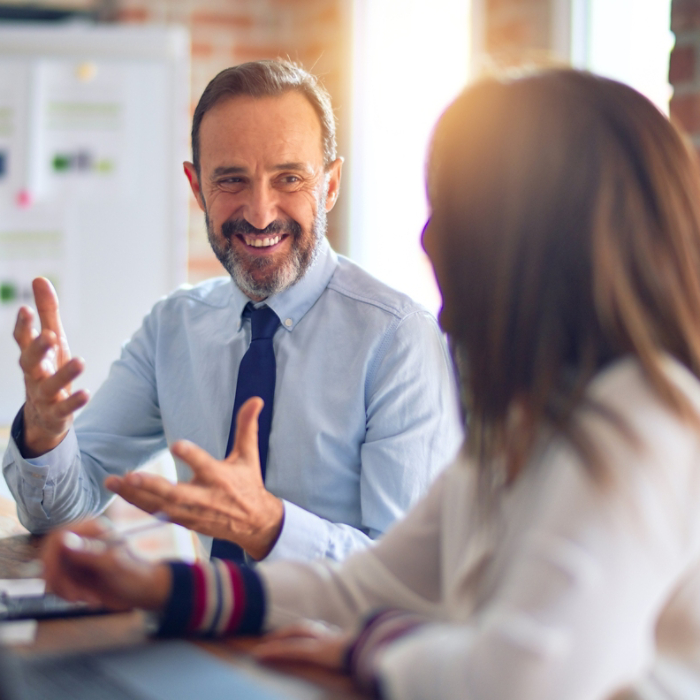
[0,0,683,434]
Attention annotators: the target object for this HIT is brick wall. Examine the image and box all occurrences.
[482,0,552,69]
[670,0,700,156]
[0,0,567,283]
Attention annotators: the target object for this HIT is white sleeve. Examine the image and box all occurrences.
[376,429,700,700]
[259,467,450,630]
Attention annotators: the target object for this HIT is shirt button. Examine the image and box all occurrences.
[284,318,293,327]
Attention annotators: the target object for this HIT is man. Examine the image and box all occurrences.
[3,60,462,562]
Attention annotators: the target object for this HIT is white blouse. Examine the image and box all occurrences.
[259,356,700,700]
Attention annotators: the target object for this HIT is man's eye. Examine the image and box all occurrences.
[280,175,301,185]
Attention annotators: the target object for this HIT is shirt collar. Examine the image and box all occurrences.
[229,237,338,332]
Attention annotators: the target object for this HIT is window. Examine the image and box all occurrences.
[348,0,471,316]
[555,0,674,112]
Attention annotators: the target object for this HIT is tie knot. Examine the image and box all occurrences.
[249,304,280,340]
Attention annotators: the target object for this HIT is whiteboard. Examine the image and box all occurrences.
[0,24,190,424]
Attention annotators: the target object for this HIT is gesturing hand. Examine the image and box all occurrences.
[13,278,89,457]
[105,398,285,561]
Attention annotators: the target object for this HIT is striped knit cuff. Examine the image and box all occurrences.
[346,609,430,698]
[156,560,265,637]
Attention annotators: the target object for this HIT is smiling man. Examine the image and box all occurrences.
[3,61,462,563]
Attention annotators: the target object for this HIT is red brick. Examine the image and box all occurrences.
[311,4,340,26]
[672,0,700,32]
[487,0,547,12]
[486,19,533,52]
[671,93,700,133]
[670,45,695,84]
[231,46,291,63]
[191,11,254,29]
[191,42,214,58]
[116,7,149,23]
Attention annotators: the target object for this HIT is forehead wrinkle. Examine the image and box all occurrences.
[273,162,308,171]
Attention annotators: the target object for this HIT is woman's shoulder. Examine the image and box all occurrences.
[586,354,700,437]
[579,355,700,513]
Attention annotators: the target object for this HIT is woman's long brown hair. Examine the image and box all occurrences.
[428,70,700,484]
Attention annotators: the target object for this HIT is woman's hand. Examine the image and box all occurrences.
[42,519,171,611]
[251,623,354,671]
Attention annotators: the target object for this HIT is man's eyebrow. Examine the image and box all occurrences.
[211,163,312,177]
[212,166,247,177]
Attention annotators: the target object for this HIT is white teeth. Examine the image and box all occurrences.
[243,235,280,248]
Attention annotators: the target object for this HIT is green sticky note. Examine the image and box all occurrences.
[0,282,17,303]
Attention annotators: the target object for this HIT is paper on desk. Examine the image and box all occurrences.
[0,620,37,645]
[0,578,45,597]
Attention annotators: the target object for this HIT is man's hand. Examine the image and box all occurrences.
[14,277,89,457]
[105,398,285,561]
[42,519,171,611]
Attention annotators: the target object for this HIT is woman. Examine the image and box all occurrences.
[43,69,700,700]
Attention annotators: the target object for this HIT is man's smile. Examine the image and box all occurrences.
[241,233,286,247]
[235,233,290,253]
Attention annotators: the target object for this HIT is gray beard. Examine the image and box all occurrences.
[206,206,327,299]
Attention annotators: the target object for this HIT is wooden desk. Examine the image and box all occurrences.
[0,533,364,699]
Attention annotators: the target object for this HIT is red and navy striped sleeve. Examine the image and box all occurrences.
[157,559,265,637]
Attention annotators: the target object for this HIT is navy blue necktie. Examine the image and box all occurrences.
[210,303,280,562]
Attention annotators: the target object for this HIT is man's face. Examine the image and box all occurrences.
[184,92,342,300]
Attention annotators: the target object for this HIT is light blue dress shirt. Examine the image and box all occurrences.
[3,239,463,561]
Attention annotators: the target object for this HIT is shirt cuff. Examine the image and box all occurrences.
[7,409,78,484]
[157,560,266,637]
[10,407,78,466]
[262,499,327,562]
[346,609,431,698]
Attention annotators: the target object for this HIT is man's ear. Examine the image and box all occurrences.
[324,157,343,213]
[183,162,206,212]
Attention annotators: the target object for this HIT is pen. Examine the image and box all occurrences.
[63,513,173,554]
[110,512,171,542]
[15,514,174,578]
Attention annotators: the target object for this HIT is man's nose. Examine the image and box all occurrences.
[242,185,278,231]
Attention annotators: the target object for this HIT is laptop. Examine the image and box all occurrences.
[0,638,323,700]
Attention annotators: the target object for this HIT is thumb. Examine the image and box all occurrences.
[228,397,263,465]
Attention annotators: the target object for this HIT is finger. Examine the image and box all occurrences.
[42,529,69,595]
[32,277,63,338]
[45,389,90,418]
[32,277,70,365]
[252,638,342,669]
[260,622,331,643]
[230,397,263,464]
[19,330,59,380]
[170,440,220,482]
[105,474,171,515]
[107,474,216,529]
[35,358,85,399]
[13,306,37,351]
[42,526,110,603]
[252,638,320,662]
[55,535,117,605]
[61,518,112,538]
